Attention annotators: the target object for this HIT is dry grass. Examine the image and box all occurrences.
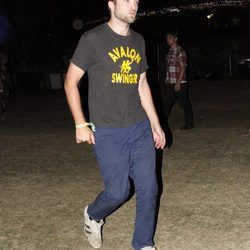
[0,79,249,250]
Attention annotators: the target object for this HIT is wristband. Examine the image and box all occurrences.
[75,123,88,129]
[75,122,96,132]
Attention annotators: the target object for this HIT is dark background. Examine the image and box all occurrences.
[1,3,250,249]
[0,0,249,91]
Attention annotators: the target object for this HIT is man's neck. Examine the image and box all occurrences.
[171,43,178,49]
[108,18,130,36]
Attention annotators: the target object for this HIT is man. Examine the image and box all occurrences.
[0,52,8,119]
[164,32,194,130]
[64,1,166,250]
[0,72,6,119]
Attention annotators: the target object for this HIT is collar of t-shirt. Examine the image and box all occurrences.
[105,22,134,42]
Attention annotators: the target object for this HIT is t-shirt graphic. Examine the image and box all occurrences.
[108,47,141,84]
[70,23,148,128]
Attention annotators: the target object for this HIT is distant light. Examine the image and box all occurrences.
[72,19,84,30]
[207,13,214,19]
[169,8,181,13]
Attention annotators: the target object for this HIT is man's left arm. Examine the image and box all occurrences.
[175,51,187,92]
[138,72,166,149]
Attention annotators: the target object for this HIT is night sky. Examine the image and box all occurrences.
[0,0,249,85]
[1,1,249,39]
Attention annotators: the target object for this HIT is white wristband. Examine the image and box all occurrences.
[75,123,89,129]
[75,122,96,132]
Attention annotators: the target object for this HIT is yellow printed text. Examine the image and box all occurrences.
[112,73,138,84]
[109,47,141,64]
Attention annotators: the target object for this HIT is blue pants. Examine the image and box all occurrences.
[87,119,158,250]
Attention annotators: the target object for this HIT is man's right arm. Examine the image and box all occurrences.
[64,62,95,145]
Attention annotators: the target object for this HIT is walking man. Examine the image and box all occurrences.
[164,31,194,130]
[64,1,166,250]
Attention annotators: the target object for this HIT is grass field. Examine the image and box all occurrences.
[0,79,249,250]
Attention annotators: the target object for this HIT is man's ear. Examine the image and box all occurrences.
[108,0,114,12]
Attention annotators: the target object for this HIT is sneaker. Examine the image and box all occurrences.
[140,247,157,250]
[84,206,104,248]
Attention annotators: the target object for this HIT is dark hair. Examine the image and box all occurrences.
[166,30,179,39]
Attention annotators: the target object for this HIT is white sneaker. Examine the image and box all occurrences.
[84,206,104,248]
[140,247,156,250]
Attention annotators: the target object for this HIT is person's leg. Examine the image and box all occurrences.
[0,93,7,118]
[176,83,194,128]
[129,120,158,250]
[88,127,131,221]
[163,84,177,119]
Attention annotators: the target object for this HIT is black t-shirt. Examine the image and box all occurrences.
[71,22,148,128]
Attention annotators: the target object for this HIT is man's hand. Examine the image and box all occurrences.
[151,122,166,149]
[76,126,95,145]
[174,82,182,92]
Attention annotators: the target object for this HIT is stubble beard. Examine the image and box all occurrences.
[114,9,136,24]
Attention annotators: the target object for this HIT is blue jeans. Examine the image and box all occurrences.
[87,119,158,250]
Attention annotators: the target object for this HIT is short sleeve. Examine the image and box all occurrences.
[70,34,93,71]
[140,37,149,74]
[178,50,187,66]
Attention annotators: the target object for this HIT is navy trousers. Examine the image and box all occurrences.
[87,119,158,250]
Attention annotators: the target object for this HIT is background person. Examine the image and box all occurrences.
[163,31,194,130]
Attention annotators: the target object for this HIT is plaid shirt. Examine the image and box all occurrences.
[165,46,187,85]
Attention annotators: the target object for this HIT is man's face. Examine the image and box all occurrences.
[109,0,139,24]
[166,34,177,46]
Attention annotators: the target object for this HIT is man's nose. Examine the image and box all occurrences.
[130,1,138,11]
